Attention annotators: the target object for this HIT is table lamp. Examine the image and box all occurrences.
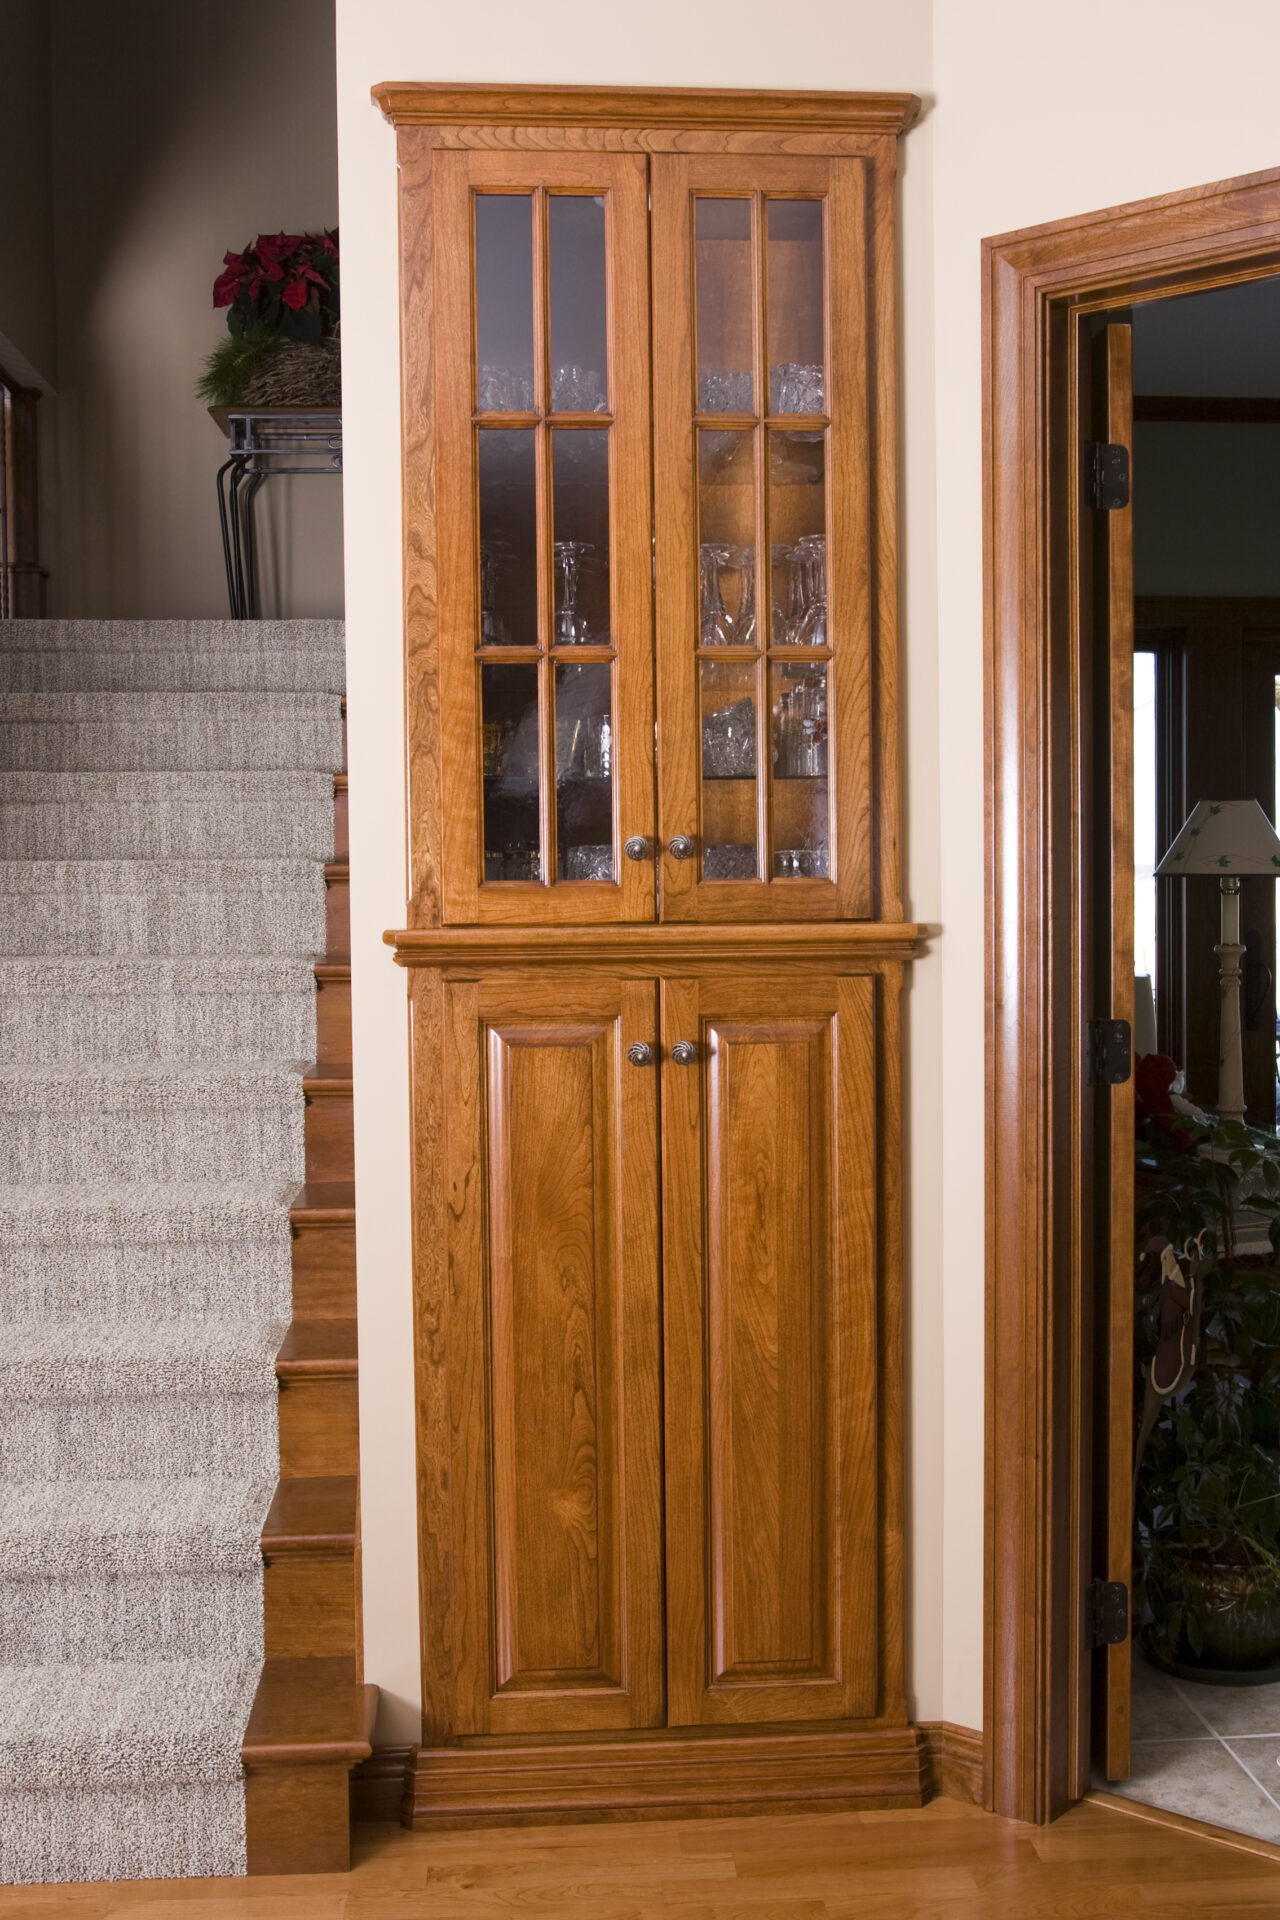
[1155,799,1280,1124]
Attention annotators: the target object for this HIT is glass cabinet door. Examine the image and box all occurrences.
[434,152,655,924]
[652,155,874,922]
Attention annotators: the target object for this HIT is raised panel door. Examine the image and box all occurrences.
[434,151,656,925]
[660,972,881,1723]
[425,972,664,1735]
[651,155,875,922]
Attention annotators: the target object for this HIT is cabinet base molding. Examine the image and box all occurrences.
[919,1722,984,1806]
[406,1725,927,1830]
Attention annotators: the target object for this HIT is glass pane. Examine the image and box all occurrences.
[555,662,614,880]
[695,199,754,415]
[771,662,829,878]
[481,663,541,881]
[478,431,538,648]
[697,430,756,648]
[552,430,610,646]
[768,432,826,645]
[701,659,759,880]
[549,196,608,413]
[475,195,535,411]
[766,200,825,415]
[1134,650,1157,1005]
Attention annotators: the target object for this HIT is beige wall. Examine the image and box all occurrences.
[336,0,1280,1748]
[47,0,343,618]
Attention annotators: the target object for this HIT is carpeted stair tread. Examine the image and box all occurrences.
[0,1479,272,1575]
[0,1060,307,1107]
[0,618,345,652]
[0,860,325,958]
[0,1316,287,1400]
[0,653,346,694]
[0,691,343,772]
[0,1178,299,1243]
[0,770,335,862]
[0,1660,259,1786]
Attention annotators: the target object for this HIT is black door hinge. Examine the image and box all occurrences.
[1089,1579,1130,1648]
[1087,1017,1131,1085]
[1086,440,1130,509]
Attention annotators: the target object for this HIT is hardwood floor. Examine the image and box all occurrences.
[3,1796,1280,1916]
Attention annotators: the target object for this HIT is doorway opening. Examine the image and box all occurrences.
[983,166,1280,1830]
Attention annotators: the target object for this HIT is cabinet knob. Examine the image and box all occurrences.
[623,836,651,863]
[626,1042,654,1067]
[668,835,696,861]
[670,1040,698,1065]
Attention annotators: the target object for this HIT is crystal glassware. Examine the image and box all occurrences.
[734,547,757,648]
[699,543,736,646]
[794,534,827,647]
[479,540,511,646]
[769,362,825,414]
[697,368,753,413]
[551,364,608,411]
[702,695,757,779]
[554,540,594,645]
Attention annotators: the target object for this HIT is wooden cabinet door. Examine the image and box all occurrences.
[660,972,883,1723]
[420,972,664,1737]
[651,155,877,922]
[433,150,656,925]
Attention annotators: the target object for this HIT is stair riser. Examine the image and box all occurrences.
[0,1248,291,1322]
[315,977,351,1063]
[0,1573,263,1665]
[291,1223,356,1320]
[0,994,316,1064]
[0,804,334,861]
[0,652,346,694]
[264,1554,357,1658]
[0,717,343,772]
[0,894,325,957]
[0,1110,304,1185]
[244,1765,351,1875]
[305,1094,354,1184]
[326,874,349,956]
[0,1396,278,1479]
[278,1377,358,1477]
[0,1782,247,1884]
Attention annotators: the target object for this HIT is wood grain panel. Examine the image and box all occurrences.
[375,84,922,137]
[662,971,881,1724]
[421,972,663,1739]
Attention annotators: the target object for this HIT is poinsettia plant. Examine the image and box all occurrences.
[213,230,339,346]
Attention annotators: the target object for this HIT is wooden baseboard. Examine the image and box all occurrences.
[919,1721,984,1805]
[406,1724,927,1830]
[351,1742,415,1824]
[1087,1789,1280,1868]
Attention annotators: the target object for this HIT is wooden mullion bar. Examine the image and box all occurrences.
[753,192,771,884]
[533,187,557,885]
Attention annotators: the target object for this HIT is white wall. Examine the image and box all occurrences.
[337,0,1280,1749]
[47,0,343,618]
[335,1,939,1744]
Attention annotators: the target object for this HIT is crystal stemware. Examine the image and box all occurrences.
[734,547,757,649]
[479,540,511,646]
[795,534,827,647]
[554,540,594,645]
[699,543,736,646]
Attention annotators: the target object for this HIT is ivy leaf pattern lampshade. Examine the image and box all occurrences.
[1156,799,1280,876]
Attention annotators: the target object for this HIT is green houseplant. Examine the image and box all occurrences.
[1134,1076,1280,1673]
[197,230,340,407]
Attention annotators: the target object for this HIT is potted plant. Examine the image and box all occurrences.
[1134,1080,1280,1678]
[197,229,340,408]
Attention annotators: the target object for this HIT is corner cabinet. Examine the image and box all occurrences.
[377,83,924,1827]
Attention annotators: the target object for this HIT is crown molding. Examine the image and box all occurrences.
[372,82,921,138]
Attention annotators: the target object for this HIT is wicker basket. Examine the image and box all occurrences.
[242,336,340,408]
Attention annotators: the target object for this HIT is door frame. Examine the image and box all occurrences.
[983,165,1280,1824]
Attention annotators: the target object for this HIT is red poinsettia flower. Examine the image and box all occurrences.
[281,278,310,311]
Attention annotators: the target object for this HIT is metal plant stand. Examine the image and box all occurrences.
[212,407,342,619]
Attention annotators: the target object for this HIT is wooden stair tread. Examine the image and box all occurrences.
[262,1475,357,1554]
[333,772,348,791]
[242,1657,376,1767]
[325,861,349,880]
[314,962,351,981]
[290,1180,356,1222]
[277,1318,357,1376]
[303,1064,353,1094]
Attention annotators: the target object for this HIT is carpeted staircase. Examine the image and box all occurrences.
[0,618,346,1884]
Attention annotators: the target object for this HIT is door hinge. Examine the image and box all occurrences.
[1086,440,1130,510]
[1089,1579,1130,1648]
[1087,1017,1131,1085]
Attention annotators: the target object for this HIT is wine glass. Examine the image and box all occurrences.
[795,534,827,647]
[479,540,511,646]
[554,541,594,644]
[699,543,736,646]
[734,547,757,648]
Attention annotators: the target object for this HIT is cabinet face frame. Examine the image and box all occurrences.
[389,91,911,932]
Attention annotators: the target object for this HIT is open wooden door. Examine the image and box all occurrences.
[1083,317,1136,1783]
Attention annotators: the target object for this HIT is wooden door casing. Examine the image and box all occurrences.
[433,149,656,927]
[652,154,879,924]
[414,971,664,1738]
[660,971,885,1724]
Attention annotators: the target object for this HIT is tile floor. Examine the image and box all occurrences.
[1108,1651,1280,1840]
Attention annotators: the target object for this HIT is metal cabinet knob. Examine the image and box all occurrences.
[627,1042,654,1066]
[670,1040,698,1065]
[668,835,696,861]
[623,836,651,862]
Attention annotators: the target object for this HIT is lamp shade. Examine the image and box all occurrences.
[1155,800,1280,876]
